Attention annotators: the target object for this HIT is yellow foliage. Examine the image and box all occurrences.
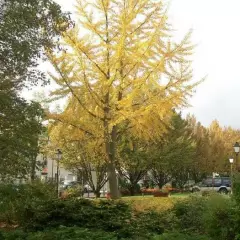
[47,0,200,197]
[122,196,186,212]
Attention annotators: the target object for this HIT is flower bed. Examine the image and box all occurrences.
[140,188,160,195]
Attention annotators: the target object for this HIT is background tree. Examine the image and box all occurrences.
[48,121,108,198]
[0,94,44,180]
[0,0,72,90]
[222,126,240,170]
[186,116,240,181]
[62,141,108,198]
[0,0,72,179]
[117,136,151,196]
[151,112,195,189]
[186,115,210,182]
[48,0,199,199]
[208,120,226,174]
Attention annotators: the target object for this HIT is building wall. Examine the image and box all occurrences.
[36,154,76,182]
[36,154,109,192]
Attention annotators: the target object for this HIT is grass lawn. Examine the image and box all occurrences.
[122,193,190,212]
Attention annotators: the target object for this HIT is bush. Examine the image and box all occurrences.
[0,227,117,240]
[20,198,132,231]
[15,197,181,239]
[61,184,84,199]
[172,195,206,233]
[172,193,240,240]
[233,173,240,204]
[0,181,56,224]
[133,210,178,235]
[3,189,240,240]
[202,194,237,240]
[119,179,141,196]
[152,232,208,240]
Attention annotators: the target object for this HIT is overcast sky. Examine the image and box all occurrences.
[40,0,240,128]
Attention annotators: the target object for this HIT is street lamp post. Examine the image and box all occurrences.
[56,149,62,196]
[233,142,240,172]
[229,157,234,194]
[229,157,234,177]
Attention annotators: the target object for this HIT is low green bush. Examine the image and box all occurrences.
[119,179,141,196]
[232,173,240,204]
[20,198,132,232]
[0,229,210,240]
[0,227,117,240]
[0,181,56,224]
[172,195,206,233]
[203,194,238,240]
[116,211,164,239]
[152,232,208,240]
[2,187,240,240]
[15,197,181,239]
[132,210,178,235]
[172,193,240,240]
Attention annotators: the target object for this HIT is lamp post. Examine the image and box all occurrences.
[229,157,234,176]
[233,142,240,172]
[229,158,234,194]
[56,149,62,196]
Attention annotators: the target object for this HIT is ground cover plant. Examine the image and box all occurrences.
[0,183,240,239]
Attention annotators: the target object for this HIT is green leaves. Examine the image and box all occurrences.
[0,0,73,90]
[152,112,195,188]
[0,91,45,178]
[117,135,151,195]
[0,0,72,179]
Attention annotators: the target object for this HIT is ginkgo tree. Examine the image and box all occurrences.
[48,0,199,199]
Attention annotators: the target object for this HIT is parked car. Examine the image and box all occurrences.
[191,177,231,194]
[60,181,92,193]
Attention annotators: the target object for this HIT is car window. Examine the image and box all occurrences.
[202,179,213,187]
[222,178,231,186]
[213,178,221,187]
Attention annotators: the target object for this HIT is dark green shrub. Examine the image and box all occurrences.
[0,184,19,223]
[117,211,164,239]
[115,209,178,239]
[134,210,178,234]
[0,230,28,240]
[0,181,56,224]
[233,173,240,204]
[20,198,132,232]
[1,227,117,240]
[152,232,208,240]
[172,193,240,240]
[18,198,181,239]
[119,179,141,196]
[202,194,237,240]
[172,196,206,233]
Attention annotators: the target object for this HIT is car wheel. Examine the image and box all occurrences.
[219,188,228,194]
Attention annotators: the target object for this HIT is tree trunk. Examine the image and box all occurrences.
[95,191,101,198]
[129,185,135,196]
[104,119,120,199]
[107,162,119,199]
[155,172,166,189]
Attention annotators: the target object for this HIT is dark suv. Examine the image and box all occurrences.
[191,177,231,194]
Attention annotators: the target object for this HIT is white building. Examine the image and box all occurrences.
[35,153,76,182]
[35,153,109,193]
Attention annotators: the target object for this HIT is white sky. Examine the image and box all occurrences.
[28,0,240,128]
